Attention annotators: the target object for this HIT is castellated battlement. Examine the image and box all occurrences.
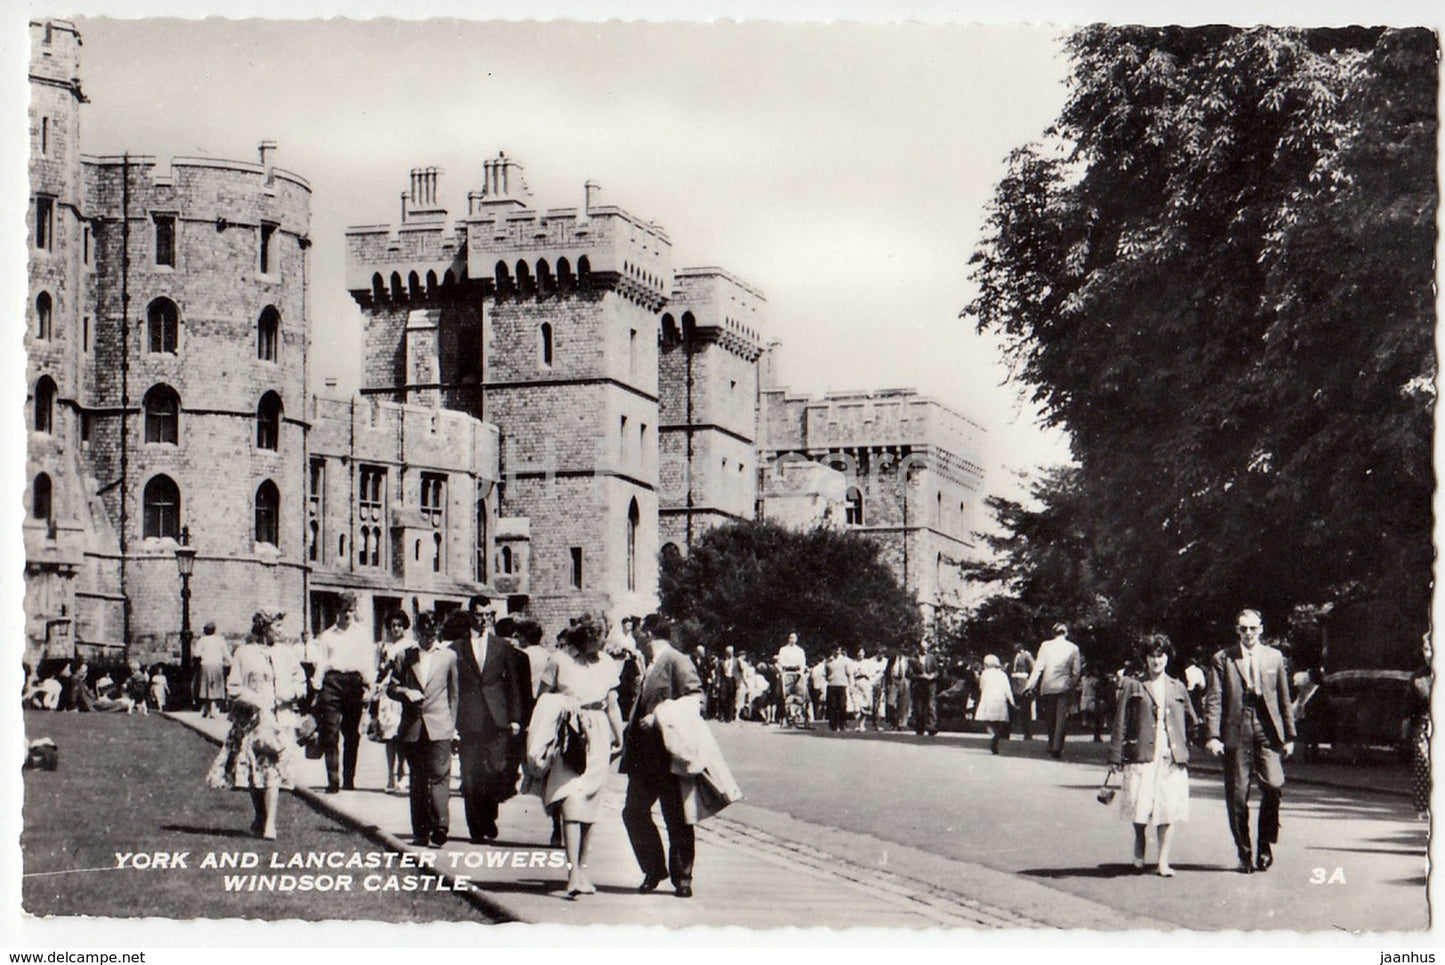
[765,387,986,477]
[345,222,469,298]
[308,393,501,480]
[468,196,673,311]
[347,156,674,312]
[667,267,766,360]
[29,19,82,86]
[83,154,311,234]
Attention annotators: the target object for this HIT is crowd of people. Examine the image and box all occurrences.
[24,600,1429,893]
[23,655,169,714]
[678,633,950,735]
[198,595,737,899]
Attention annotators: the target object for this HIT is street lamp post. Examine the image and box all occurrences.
[175,525,197,671]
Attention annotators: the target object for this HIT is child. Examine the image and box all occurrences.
[150,664,170,712]
[125,659,150,715]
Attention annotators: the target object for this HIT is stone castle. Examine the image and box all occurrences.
[24,18,984,661]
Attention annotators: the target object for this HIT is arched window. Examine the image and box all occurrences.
[372,273,386,300]
[390,272,404,299]
[255,480,280,546]
[539,322,554,368]
[408,271,422,297]
[147,298,179,354]
[514,260,532,293]
[494,261,511,293]
[33,376,56,433]
[626,498,640,592]
[256,391,283,450]
[32,473,52,524]
[557,257,573,290]
[143,384,180,444]
[536,259,553,295]
[426,270,438,293]
[257,306,279,362]
[577,255,592,287]
[501,545,513,574]
[142,474,181,539]
[661,541,682,563]
[35,291,53,340]
[845,487,864,526]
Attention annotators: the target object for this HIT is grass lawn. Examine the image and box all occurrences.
[21,710,494,922]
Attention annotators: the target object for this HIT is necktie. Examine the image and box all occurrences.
[1246,650,1258,694]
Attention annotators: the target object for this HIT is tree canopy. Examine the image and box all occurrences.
[965,26,1436,666]
[657,519,923,662]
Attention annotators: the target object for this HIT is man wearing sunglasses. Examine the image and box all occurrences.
[1204,609,1296,874]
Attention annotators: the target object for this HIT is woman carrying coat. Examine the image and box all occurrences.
[974,654,1015,754]
[1107,633,1196,877]
[535,614,624,896]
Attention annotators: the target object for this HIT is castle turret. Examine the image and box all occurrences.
[658,268,766,554]
[467,170,670,626]
[26,20,99,661]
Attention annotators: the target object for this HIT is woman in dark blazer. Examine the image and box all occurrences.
[1108,633,1197,877]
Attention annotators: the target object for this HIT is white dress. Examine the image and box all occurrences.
[541,650,620,823]
[1118,676,1190,825]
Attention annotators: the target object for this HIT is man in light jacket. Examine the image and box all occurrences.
[1025,622,1082,759]
[388,611,458,848]
[620,614,703,898]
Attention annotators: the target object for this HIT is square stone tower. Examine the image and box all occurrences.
[349,156,671,630]
[658,268,766,555]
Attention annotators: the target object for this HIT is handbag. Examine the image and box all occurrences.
[558,713,588,773]
[1097,766,1118,805]
[364,699,386,742]
[296,713,323,759]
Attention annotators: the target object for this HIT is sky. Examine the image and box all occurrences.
[60,14,1079,492]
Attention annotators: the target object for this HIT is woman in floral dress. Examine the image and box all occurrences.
[536,614,624,896]
[207,611,306,839]
[375,611,415,794]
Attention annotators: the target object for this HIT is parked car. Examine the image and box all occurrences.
[1295,669,1414,760]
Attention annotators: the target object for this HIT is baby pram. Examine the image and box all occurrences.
[780,668,810,728]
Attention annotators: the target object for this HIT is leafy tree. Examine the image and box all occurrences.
[950,467,1123,666]
[657,519,923,661]
[967,27,1436,665]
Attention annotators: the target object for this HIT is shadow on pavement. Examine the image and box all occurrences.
[159,823,259,839]
[1304,844,1427,858]
[1383,875,1429,888]
[1019,862,1232,879]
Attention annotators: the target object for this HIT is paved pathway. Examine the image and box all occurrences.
[168,712,1162,930]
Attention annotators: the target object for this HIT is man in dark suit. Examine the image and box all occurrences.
[1204,608,1296,873]
[387,611,459,847]
[909,638,941,736]
[621,614,703,898]
[452,595,530,843]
